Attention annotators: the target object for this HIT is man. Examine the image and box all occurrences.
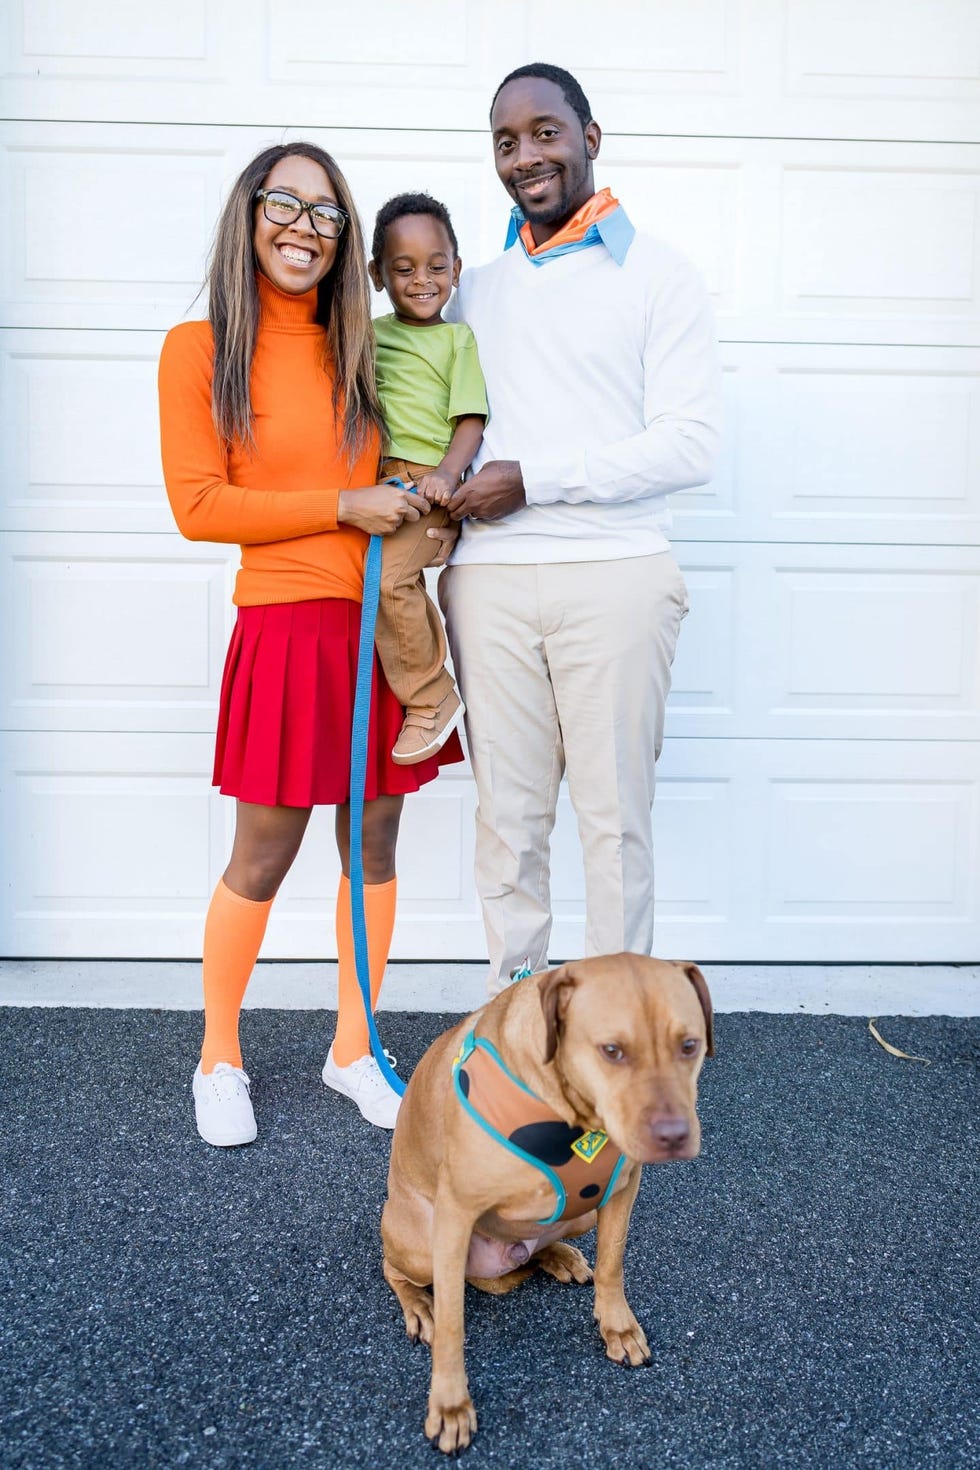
[441,63,721,993]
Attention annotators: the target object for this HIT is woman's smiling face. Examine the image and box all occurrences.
[252,154,340,294]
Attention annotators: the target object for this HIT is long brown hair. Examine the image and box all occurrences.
[206,142,384,459]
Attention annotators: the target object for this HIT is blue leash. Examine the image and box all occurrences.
[346,480,411,1098]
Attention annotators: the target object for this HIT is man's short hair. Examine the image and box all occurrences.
[490,63,593,130]
[371,192,459,261]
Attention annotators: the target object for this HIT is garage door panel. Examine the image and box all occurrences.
[0,124,273,329]
[770,568,978,714]
[531,0,734,90]
[5,1,977,142]
[669,544,980,740]
[781,164,980,323]
[268,0,477,81]
[0,330,170,534]
[6,127,977,342]
[784,0,980,106]
[767,778,973,919]
[668,566,737,717]
[0,732,221,957]
[603,136,980,344]
[0,733,484,959]
[555,738,980,962]
[1,123,494,331]
[673,345,980,545]
[3,535,235,732]
[600,157,742,312]
[11,0,216,78]
[15,336,975,548]
[764,361,979,530]
[6,733,975,962]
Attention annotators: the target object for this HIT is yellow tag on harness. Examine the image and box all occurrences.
[571,1129,609,1162]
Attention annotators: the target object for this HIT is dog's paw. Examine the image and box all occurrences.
[535,1241,593,1285]
[425,1396,477,1454]
[404,1299,434,1347]
[598,1316,651,1368]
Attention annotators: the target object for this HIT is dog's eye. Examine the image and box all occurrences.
[600,1043,625,1062]
[681,1038,700,1057]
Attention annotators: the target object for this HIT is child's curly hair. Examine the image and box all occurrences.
[371,192,459,262]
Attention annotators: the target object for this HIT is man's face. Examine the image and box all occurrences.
[490,76,600,245]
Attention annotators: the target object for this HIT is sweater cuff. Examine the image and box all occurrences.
[521,453,584,506]
[319,485,341,531]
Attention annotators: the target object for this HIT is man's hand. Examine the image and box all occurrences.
[448,460,526,522]
[426,523,459,566]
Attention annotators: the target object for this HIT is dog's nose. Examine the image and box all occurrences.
[647,1115,690,1153]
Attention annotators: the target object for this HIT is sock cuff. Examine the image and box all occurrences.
[218,878,274,911]
[338,875,397,894]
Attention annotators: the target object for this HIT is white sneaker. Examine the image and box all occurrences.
[321,1046,401,1129]
[192,1062,257,1147]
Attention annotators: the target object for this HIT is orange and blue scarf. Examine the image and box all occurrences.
[504,187,635,267]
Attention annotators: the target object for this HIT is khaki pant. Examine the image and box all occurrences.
[376,457,456,712]
[439,553,688,992]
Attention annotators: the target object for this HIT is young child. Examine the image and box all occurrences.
[368,192,487,765]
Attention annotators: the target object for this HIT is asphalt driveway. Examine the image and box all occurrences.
[1,1007,977,1469]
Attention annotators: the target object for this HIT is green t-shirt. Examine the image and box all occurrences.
[373,315,488,466]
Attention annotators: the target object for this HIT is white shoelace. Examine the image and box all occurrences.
[344,1050,398,1097]
[205,1063,250,1098]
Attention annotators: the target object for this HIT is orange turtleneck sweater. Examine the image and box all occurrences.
[158,273,381,607]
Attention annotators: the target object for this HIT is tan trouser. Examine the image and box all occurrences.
[376,457,456,712]
[439,553,689,992]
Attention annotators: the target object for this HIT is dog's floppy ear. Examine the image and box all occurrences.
[538,964,578,1064]
[683,963,714,1057]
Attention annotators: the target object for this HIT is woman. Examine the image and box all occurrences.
[159,142,460,1145]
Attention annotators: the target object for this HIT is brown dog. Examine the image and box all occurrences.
[381,953,714,1454]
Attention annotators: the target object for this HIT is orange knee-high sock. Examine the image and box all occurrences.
[200,878,273,1073]
[332,875,397,1066]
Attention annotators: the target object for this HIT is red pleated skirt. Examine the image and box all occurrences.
[213,599,463,807]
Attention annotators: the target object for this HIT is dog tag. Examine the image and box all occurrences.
[570,1129,609,1163]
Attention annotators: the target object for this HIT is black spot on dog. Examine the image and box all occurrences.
[457,1067,471,1097]
[579,1183,601,1200]
[509,1121,581,1165]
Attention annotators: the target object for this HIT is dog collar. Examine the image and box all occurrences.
[451,1030,626,1226]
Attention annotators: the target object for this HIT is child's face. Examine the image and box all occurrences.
[369,215,460,326]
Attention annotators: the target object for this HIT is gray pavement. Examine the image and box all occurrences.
[1,1006,977,1469]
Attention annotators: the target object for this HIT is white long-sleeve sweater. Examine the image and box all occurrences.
[447,228,722,565]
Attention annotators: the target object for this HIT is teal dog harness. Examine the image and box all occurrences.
[451,1030,627,1227]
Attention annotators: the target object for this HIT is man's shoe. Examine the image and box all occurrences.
[192,1062,257,1147]
[321,1047,401,1129]
[391,689,463,766]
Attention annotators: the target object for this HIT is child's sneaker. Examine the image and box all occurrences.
[192,1062,257,1147]
[391,689,463,765]
[321,1047,401,1129]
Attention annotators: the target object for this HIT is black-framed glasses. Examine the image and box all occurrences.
[255,189,348,240]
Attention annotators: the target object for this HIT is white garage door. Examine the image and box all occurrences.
[2,1,979,962]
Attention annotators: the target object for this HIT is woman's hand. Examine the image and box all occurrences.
[338,483,431,536]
